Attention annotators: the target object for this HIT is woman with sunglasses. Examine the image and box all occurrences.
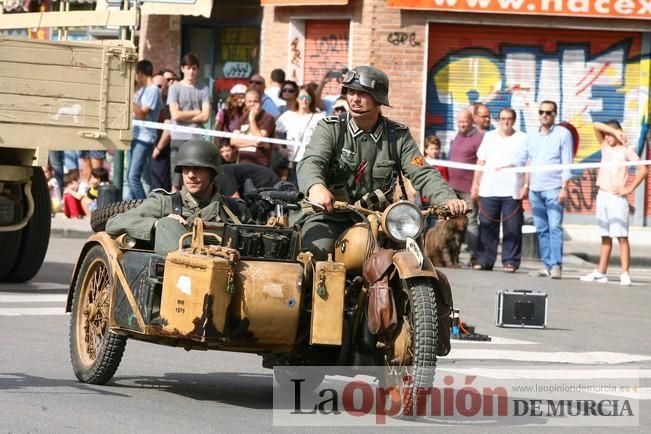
[278,80,299,115]
[275,85,325,183]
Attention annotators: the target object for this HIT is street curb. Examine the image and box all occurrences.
[50,227,93,239]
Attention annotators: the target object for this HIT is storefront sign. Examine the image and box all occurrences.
[222,61,252,78]
[261,0,347,5]
[388,0,651,20]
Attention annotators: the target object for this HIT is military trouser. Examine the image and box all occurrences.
[300,212,357,261]
[153,217,189,256]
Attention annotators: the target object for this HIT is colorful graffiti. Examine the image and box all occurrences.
[425,25,650,214]
[426,25,649,163]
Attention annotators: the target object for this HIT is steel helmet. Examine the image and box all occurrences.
[334,223,377,274]
[341,66,390,106]
[174,139,223,176]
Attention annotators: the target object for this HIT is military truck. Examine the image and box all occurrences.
[0,1,212,281]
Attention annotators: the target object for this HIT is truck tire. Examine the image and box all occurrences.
[5,167,51,282]
[70,245,126,384]
[90,199,143,233]
[0,231,22,281]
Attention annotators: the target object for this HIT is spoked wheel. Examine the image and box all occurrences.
[69,245,126,384]
[384,277,438,417]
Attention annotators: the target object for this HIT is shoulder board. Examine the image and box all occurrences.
[323,115,341,124]
[150,188,174,195]
[387,119,408,130]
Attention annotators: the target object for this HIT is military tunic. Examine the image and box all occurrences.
[296,114,457,259]
[105,187,249,255]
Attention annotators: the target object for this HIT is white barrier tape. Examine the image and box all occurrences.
[133,119,295,147]
[134,120,650,174]
[428,158,651,174]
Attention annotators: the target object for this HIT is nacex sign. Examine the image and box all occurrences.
[387,0,651,20]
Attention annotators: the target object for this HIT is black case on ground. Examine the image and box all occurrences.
[495,289,547,329]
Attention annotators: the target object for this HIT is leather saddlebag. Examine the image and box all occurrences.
[363,249,397,335]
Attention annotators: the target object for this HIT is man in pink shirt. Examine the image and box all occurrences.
[448,108,484,265]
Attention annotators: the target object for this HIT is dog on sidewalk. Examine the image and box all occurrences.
[423,215,468,268]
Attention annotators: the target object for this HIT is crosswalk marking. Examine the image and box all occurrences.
[441,368,651,379]
[0,287,68,316]
[452,336,539,345]
[0,307,65,316]
[0,294,67,303]
[447,349,651,364]
[0,282,69,291]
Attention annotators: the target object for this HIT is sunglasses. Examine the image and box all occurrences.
[282,88,297,93]
[333,107,346,113]
[499,117,514,121]
[297,95,312,101]
[250,80,264,85]
[538,110,555,116]
[166,77,176,82]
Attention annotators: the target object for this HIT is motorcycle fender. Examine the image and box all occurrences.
[65,232,124,313]
[392,251,439,280]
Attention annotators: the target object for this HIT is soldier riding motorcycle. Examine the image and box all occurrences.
[66,65,465,417]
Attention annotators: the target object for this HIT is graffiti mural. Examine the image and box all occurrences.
[426,24,650,213]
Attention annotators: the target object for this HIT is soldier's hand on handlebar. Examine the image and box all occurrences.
[444,198,468,217]
[307,183,335,213]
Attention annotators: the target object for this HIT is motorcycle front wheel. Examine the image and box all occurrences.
[384,277,438,417]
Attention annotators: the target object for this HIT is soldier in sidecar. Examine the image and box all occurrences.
[104,139,250,255]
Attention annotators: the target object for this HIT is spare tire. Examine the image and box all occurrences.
[90,200,144,233]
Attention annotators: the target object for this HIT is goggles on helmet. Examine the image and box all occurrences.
[342,70,378,90]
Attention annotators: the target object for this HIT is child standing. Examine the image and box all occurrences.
[43,165,62,215]
[580,120,648,286]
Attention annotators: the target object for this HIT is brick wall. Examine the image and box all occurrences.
[139,15,182,74]
[261,0,427,143]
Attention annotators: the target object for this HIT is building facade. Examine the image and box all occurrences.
[260,0,651,224]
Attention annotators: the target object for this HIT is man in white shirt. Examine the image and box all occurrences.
[470,108,528,272]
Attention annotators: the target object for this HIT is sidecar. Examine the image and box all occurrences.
[65,219,346,385]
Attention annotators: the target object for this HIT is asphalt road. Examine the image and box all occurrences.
[0,236,648,433]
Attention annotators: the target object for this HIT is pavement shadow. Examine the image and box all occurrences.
[111,371,274,409]
[32,261,76,285]
[0,372,129,397]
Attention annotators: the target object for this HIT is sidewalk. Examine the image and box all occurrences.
[49,214,651,267]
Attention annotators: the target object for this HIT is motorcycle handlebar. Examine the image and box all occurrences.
[261,190,304,203]
[331,201,472,219]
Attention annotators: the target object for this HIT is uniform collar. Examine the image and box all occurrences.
[348,115,384,144]
[181,186,219,209]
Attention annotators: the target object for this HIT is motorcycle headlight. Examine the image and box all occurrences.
[381,202,424,242]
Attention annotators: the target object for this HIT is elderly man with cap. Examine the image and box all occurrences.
[106,140,250,255]
[297,65,467,260]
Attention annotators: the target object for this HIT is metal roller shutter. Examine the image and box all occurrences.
[304,20,349,96]
[425,24,648,217]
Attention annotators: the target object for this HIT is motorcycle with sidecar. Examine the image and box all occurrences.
[66,185,457,415]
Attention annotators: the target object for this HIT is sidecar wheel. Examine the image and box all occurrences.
[384,277,438,417]
[69,245,126,384]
